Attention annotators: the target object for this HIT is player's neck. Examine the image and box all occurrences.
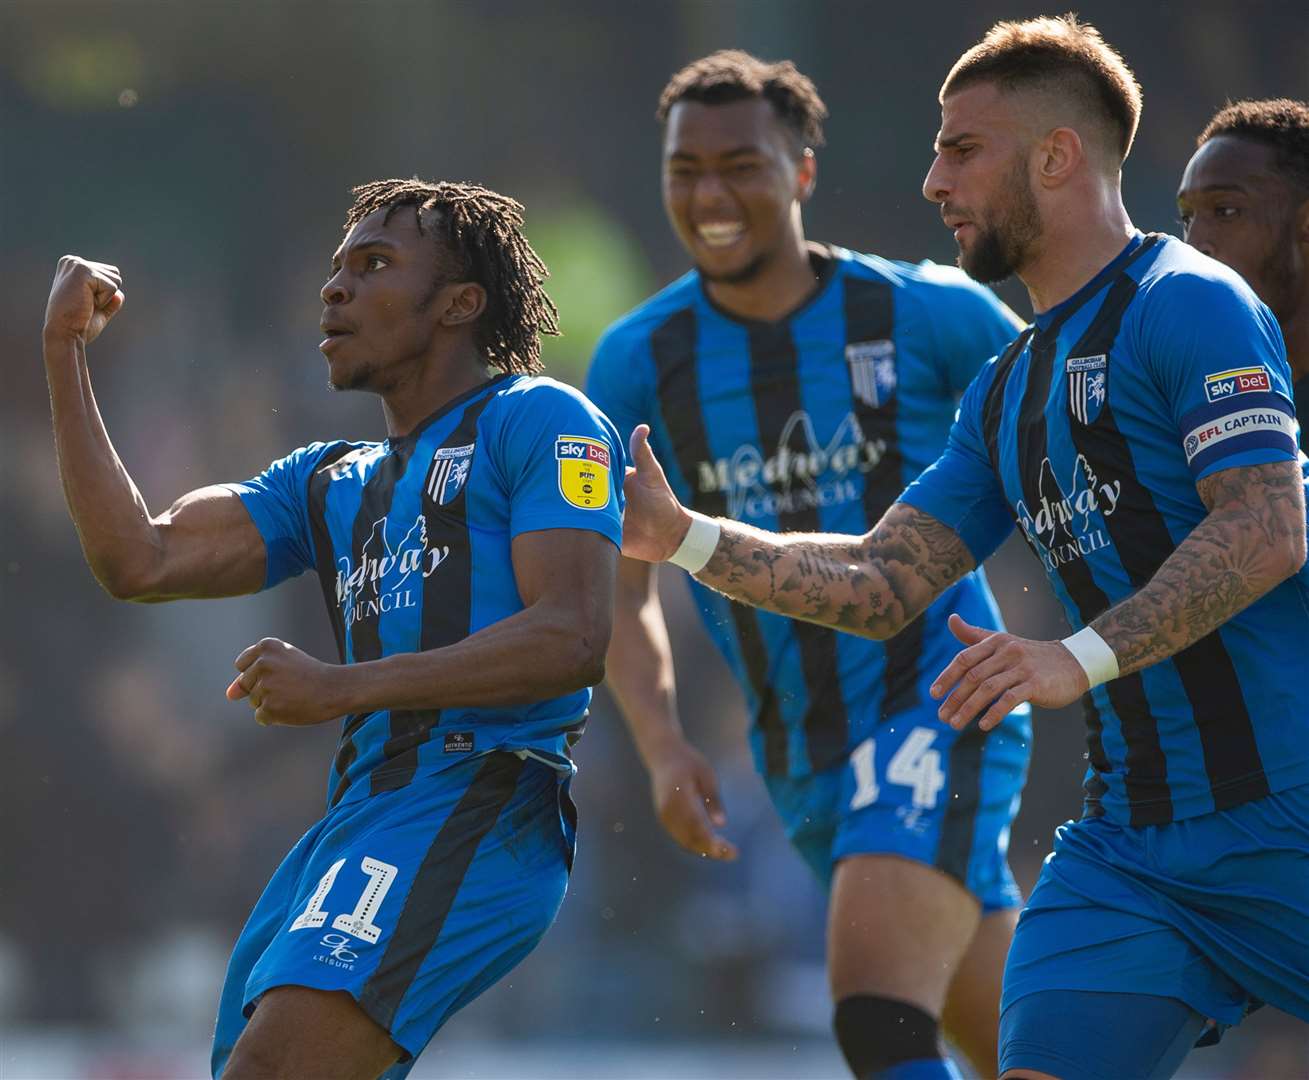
[1020,187,1135,315]
[379,344,494,438]
[703,235,824,322]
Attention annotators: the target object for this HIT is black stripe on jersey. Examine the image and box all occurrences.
[372,393,496,796]
[745,319,848,772]
[1067,276,1269,817]
[650,307,789,774]
[306,443,371,810]
[359,752,527,1029]
[347,444,418,664]
[843,276,922,721]
[1014,332,1133,814]
[935,721,986,885]
[980,331,1110,811]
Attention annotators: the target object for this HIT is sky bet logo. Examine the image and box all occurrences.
[1204,365,1271,403]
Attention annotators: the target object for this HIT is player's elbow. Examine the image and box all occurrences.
[1275,529,1307,580]
[96,559,163,603]
[557,614,612,691]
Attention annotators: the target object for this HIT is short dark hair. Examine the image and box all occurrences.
[942,14,1142,161]
[1198,98,1309,195]
[656,49,828,151]
[344,178,559,376]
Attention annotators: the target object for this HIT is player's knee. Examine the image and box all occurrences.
[833,994,948,1078]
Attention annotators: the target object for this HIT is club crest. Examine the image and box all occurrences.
[845,339,897,408]
[425,444,475,506]
[1067,354,1108,424]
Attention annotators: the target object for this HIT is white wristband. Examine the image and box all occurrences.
[668,512,721,574]
[1061,625,1119,689]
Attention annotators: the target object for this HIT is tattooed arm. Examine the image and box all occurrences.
[621,425,976,640]
[931,459,1307,734]
[1091,460,1306,676]
[695,507,975,639]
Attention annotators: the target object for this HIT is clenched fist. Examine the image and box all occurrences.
[44,255,125,346]
[226,637,352,728]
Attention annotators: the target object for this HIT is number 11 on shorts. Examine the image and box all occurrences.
[289,856,399,944]
[850,727,946,811]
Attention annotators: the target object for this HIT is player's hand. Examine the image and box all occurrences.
[43,256,125,346]
[622,424,696,564]
[225,638,348,727]
[930,613,1090,731]
[648,740,738,861]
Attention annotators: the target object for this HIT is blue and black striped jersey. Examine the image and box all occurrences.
[903,232,1309,826]
[226,374,625,809]
[588,245,1031,780]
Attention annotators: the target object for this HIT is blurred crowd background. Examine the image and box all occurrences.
[3,1,1307,1076]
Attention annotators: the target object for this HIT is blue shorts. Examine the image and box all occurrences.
[1002,782,1309,1071]
[211,752,575,1079]
[764,708,1028,911]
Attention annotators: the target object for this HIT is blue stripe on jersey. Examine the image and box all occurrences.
[228,374,625,809]
[588,246,1031,779]
[903,232,1309,824]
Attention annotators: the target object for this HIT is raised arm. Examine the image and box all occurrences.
[43,256,266,601]
[620,425,976,640]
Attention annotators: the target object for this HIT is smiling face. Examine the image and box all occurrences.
[318,206,455,393]
[922,82,1044,284]
[1178,135,1305,319]
[661,97,814,284]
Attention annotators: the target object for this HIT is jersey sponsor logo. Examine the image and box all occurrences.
[1183,407,1296,463]
[556,435,611,509]
[425,443,474,505]
[845,339,897,408]
[1015,454,1123,573]
[1066,354,1108,424]
[335,515,451,628]
[695,410,886,519]
[1203,365,1271,403]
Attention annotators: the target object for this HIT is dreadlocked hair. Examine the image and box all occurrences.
[1199,99,1309,196]
[344,178,559,375]
[656,49,827,152]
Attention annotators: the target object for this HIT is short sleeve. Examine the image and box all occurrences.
[1137,272,1298,480]
[918,265,1027,394]
[585,322,655,450]
[492,382,626,548]
[899,365,1016,565]
[221,441,338,589]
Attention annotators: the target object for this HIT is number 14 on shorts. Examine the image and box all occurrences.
[849,727,946,811]
[289,856,399,944]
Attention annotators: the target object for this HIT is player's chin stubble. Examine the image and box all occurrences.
[959,166,1042,285]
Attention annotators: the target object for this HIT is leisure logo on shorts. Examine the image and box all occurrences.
[556,435,611,509]
[314,932,359,970]
[1203,365,1271,403]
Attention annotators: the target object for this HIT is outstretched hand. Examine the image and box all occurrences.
[621,424,695,564]
[930,613,1090,731]
[649,740,739,862]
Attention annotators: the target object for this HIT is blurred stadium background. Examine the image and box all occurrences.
[2,1,1307,1076]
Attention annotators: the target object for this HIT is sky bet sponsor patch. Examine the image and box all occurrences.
[556,435,611,509]
[1203,365,1272,403]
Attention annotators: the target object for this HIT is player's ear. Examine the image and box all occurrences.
[438,282,488,328]
[1037,127,1083,189]
[1295,192,1309,251]
[796,147,817,203]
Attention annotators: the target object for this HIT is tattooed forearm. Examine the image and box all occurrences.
[694,502,977,639]
[1094,461,1306,676]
